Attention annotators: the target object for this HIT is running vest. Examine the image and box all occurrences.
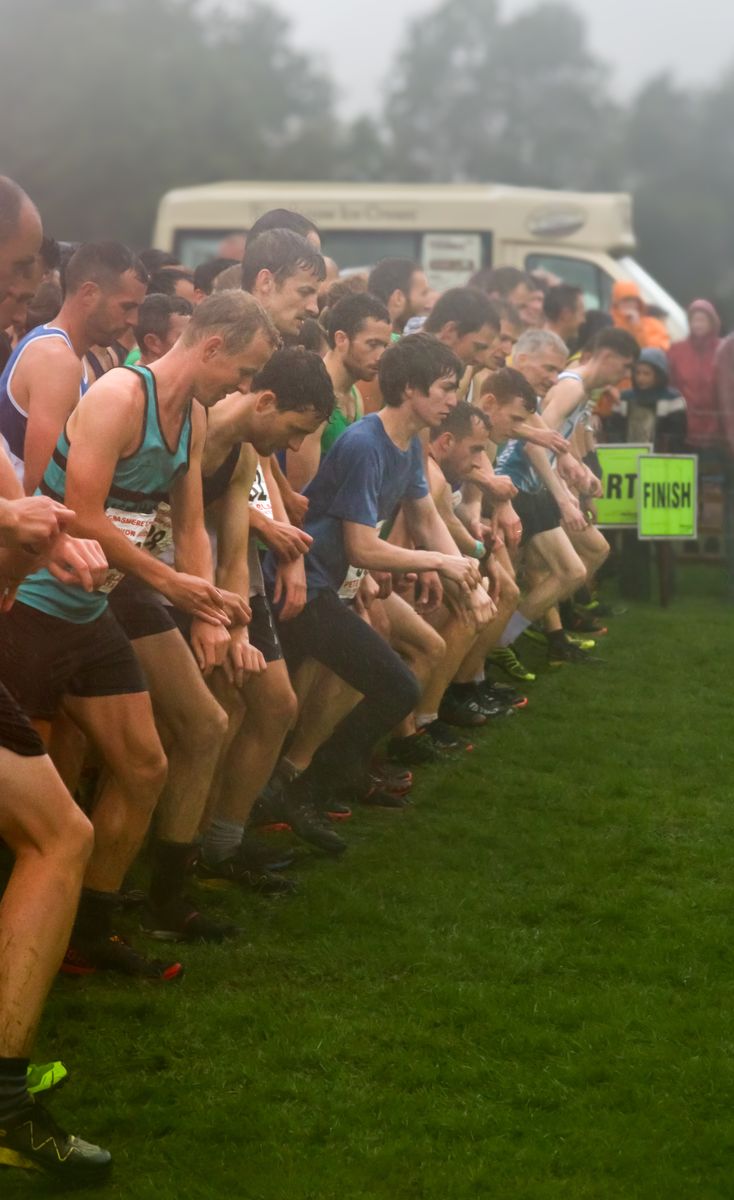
[553,370,587,441]
[18,365,192,622]
[321,386,363,456]
[0,325,89,482]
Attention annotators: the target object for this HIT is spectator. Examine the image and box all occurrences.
[668,300,723,452]
[609,347,687,452]
[610,281,670,351]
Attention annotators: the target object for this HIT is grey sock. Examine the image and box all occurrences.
[202,818,245,865]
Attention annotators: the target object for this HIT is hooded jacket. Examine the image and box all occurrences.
[611,281,671,352]
[608,347,687,452]
[668,300,722,449]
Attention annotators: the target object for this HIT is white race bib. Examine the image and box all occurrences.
[98,507,155,594]
[338,565,366,602]
[249,464,273,520]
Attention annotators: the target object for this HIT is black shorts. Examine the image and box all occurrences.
[173,594,283,664]
[108,576,177,641]
[513,487,561,546]
[0,681,45,757]
[0,602,147,721]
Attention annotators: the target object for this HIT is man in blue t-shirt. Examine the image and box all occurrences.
[262,333,484,843]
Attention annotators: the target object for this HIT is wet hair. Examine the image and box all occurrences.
[64,241,148,295]
[368,258,420,305]
[424,287,499,337]
[430,400,490,442]
[251,346,335,422]
[468,266,532,298]
[480,366,537,412]
[241,229,326,292]
[135,293,193,348]
[544,284,583,322]
[576,309,613,350]
[514,328,568,360]
[212,265,242,292]
[589,327,640,360]
[40,236,60,274]
[326,292,390,349]
[297,318,329,354]
[0,176,32,243]
[193,257,238,296]
[317,273,368,315]
[248,208,320,245]
[25,278,62,331]
[180,289,280,355]
[146,267,193,296]
[378,332,463,408]
[138,248,180,273]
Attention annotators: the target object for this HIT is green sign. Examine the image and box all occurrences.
[595,444,652,528]
[638,455,698,540]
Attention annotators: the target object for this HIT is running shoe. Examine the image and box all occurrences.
[564,632,596,650]
[481,680,528,709]
[264,782,348,855]
[0,1100,111,1180]
[26,1062,67,1097]
[521,625,551,647]
[547,637,601,666]
[238,835,297,873]
[369,762,414,796]
[359,787,412,810]
[566,609,608,635]
[61,934,184,981]
[420,719,472,753]
[386,730,442,766]
[465,683,515,718]
[195,857,297,896]
[438,689,488,728]
[141,899,239,943]
[321,796,353,822]
[486,647,536,683]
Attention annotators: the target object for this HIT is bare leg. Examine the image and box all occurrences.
[0,750,93,1056]
[131,630,228,843]
[63,691,168,893]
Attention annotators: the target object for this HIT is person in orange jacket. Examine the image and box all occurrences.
[611,280,671,351]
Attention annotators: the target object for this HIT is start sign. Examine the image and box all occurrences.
[595,444,651,528]
[638,455,698,540]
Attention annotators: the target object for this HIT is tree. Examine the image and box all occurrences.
[0,0,337,245]
[383,0,617,189]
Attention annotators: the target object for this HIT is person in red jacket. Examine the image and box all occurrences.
[669,300,723,452]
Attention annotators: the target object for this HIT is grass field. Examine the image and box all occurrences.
[7,569,734,1199]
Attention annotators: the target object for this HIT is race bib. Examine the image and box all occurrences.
[338,565,366,602]
[143,501,174,558]
[97,506,155,594]
[249,464,273,520]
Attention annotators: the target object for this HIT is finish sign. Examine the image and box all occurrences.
[638,455,698,540]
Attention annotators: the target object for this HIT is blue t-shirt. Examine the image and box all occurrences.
[266,412,428,599]
[495,439,542,494]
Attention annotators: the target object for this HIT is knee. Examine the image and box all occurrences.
[423,628,446,667]
[124,742,169,798]
[568,560,588,591]
[178,695,229,754]
[260,683,298,733]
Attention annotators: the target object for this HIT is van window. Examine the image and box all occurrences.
[525,253,612,311]
[321,231,420,271]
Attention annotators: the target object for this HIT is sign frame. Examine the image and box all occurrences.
[595,443,652,530]
[637,454,698,541]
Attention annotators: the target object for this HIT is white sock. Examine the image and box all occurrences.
[499,612,531,647]
[415,713,438,729]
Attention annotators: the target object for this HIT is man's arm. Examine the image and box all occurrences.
[215,445,255,598]
[60,378,229,625]
[524,442,587,531]
[540,377,585,433]
[18,341,84,495]
[286,424,325,494]
[426,458,482,558]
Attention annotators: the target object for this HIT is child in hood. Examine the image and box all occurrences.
[608,347,687,451]
[611,281,671,351]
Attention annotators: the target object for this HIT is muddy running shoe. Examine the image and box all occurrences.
[486,647,536,683]
[566,609,608,635]
[0,1100,111,1180]
[195,856,297,896]
[359,787,412,810]
[386,730,442,766]
[547,636,602,667]
[238,835,296,873]
[26,1062,67,1097]
[438,688,488,729]
[141,899,239,943]
[481,680,528,709]
[263,780,347,855]
[564,632,596,651]
[61,934,184,981]
[421,719,473,753]
[369,763,413,796]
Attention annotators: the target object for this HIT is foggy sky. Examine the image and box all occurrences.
[272,0,734,117]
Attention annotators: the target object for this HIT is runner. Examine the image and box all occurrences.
[134,292,193,365]
[367,258,431,336]
[261,333,483,830]
[0,176,112,1179]
[544,284,586,349]
[0,291,270,972]
[0,240,147,493]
